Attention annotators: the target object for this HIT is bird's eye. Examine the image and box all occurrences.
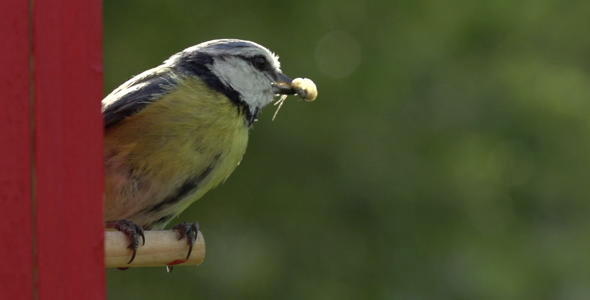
[251,55,269,71]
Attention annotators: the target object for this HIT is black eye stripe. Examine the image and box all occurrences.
[240,55,271,71]
[253,56,267,69]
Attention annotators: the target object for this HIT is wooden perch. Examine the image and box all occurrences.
[105,230,205,268]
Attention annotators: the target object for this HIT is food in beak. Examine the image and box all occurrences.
[291,78,317,102]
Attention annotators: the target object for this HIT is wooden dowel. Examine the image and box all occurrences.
[105,230,205,268]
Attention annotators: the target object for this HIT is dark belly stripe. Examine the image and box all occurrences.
[146,214,174,229]
[142,155,220,214]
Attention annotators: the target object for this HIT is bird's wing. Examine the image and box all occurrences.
[102,66,178,128]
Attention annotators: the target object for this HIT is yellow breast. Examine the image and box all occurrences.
[104,77,249,228]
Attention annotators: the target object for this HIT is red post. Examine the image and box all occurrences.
[1,0,105,299]
[0,0,34,298]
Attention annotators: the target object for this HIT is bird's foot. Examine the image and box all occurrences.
[106,219,145,264]
[172,222,200,260]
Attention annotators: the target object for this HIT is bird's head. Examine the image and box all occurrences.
[167,39,315,123]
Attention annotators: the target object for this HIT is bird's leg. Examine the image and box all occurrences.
[166,222,199,272]
[105,219,145,264]
[172,222,200,260]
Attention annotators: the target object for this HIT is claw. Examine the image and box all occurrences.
[107,219,145,264]
[172,222,200,260]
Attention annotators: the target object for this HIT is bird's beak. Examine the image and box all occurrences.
[272,72,318,102]
[272,73,295,95]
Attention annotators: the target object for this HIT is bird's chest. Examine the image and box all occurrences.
[104,86,250,226]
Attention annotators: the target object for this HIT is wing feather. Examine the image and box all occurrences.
[102,66,178,128]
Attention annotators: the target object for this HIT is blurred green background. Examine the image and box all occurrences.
[105,1,590,299]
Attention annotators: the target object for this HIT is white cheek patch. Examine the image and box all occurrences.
[211,58,275,110]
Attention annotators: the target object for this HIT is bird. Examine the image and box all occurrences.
[102,39,317,264]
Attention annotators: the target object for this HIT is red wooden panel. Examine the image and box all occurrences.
[0,0,34,299]
[33,0,105,298]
